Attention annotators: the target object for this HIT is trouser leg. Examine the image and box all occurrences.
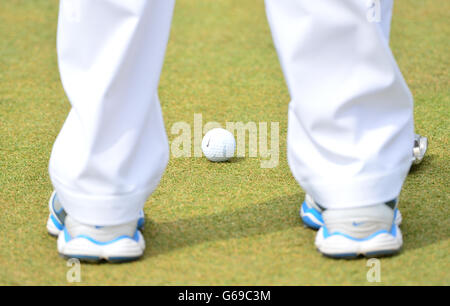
[49,0,175,225]
[265,0,414,208]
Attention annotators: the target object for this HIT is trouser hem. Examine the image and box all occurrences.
[49,173,157,226]
[296,162,412,208]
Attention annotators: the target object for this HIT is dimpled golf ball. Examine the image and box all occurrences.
[201,128,236,162]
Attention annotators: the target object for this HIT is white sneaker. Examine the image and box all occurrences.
[300,194,402,230]
[315,202,403,258]
[46,191,146,262]
[58,216,145,262]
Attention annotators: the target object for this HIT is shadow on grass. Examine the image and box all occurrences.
[142,165,448,259]
[227,157,246,164]
[401,154,449,252]
[396,201,448,253]
[142,193,304,258]
[408,155,433,175]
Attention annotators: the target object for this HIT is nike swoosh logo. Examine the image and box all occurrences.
[352,222,365,227]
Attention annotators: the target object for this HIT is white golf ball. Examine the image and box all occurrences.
[201,128,236,162]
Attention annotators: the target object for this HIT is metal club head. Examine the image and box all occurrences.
[412,134,428,165]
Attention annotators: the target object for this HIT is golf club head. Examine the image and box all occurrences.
[412,134,428,165]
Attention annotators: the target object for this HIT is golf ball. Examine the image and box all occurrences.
[201,128,236,162]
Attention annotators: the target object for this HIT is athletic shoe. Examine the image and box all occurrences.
[300,134,426,229]
[57,215,145,262]
[315,201,402,258]
[300,194,402,230]
[46,191,146,262]
[412,133,428,165]
[46,191,145,236]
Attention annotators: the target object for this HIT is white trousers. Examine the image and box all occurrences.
[266,0,414,208]
[49,0,414,225]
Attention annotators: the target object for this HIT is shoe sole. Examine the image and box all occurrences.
[57,228,145,263]
[315,224,403,258]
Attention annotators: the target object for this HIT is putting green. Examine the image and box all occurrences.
[0,0,448,285]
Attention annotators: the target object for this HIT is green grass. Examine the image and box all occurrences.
[0,0,448,285]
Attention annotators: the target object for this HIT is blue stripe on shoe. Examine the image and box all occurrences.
[137,217,145,230]
[64,227,72,242]
[51,193,66,226]
[50,214,64,231]
[302,215,321,230]
[300,201,323,229]
[322,223,398,241]
[63,228,140,245]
